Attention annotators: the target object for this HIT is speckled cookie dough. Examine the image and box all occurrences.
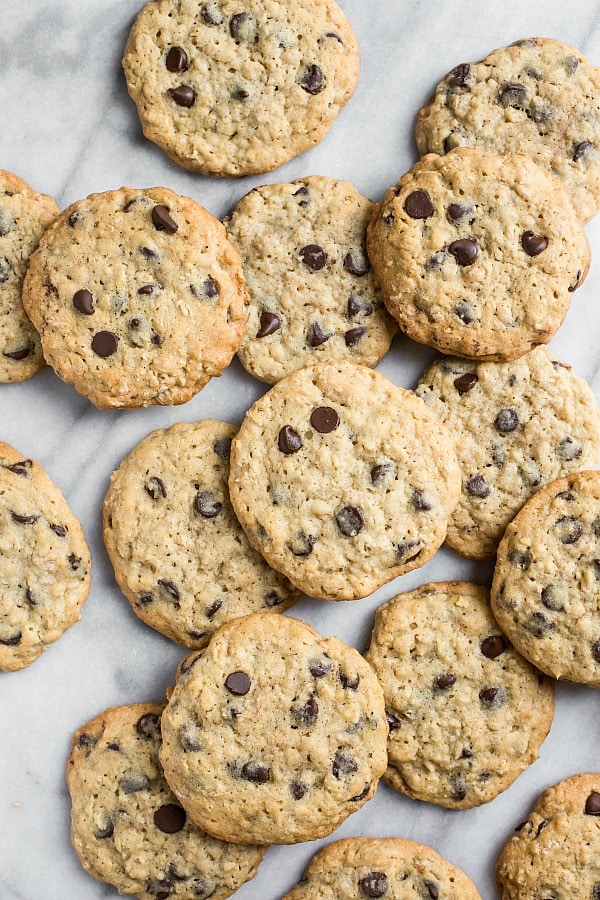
[497,773,600,898]
[366,582,554,809]
[367,148,589,360]
[22,186,247,409]
[492,470,600,685]
[122,0,360,176]
[67,702,265,899]
[415,347,600,559]
[282,837,482,899]
[416,38,600,222]
[159,612,388,845]
[0,441,91,672]
[103,419,299,649]
[0,170,58,382]
[225,176,396,383]
[228,360,461,601]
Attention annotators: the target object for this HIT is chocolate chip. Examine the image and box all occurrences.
[499,82,528,108]
[201,2,223,25]
[343,250,369,276]
[291,697,318,727]
[94,819,114,840]
[0,631,22,646]
[340,671,360,690]
[395,539,422,563]
[412,489,433,511]
[194,490,222,518]
[592,641,600,663]
[0,257,12,283]
[225,671,251,695]
[508,549,531,570]
[455,301,476,324]
[345,327,367,347]
[336,506,364,537]
[386,712,401,730]
[154,804,186,834]
[454,372,478,394]
[450,773,467,801]
[592,883,600,900]
[168,85,195,107]
[167,865,188,883]
[557,436,582,460]
[359,872,389,898]
[310,406,339,433]
[423,882,439,900]
[382,211,395,226]
[404,190,434,219]
[264,590,284,607]
[447,63,472,89]
[448,238,478,266]
[3,346,31,360]
[521,230,548,256]
[307,321,331,346]
[481,635,506,658]
[179,720,202,752]
[291,782,308,800]
[278,426,302,454]
[68,553,82,571]
[425,252,446,272]
[92,331,118,358]
[232,87,249,100]
[138,282,161,296]
[204,599,222,620]
[145,476,167,500]
[555,516,582,544]
[147,879,174,899]
[479,686,506,708]
[49,523,67,537]
[136,713,161,740]
[25,588,37,606]
[568,270,583,292]
[447,202,470,223]
[528,611,555,637]
[310,658,332,678]
[585,791,600,815]
[289,531,316,556]
[434,673,456,690]
[77,732,96,753]
[152,205,178,233]
[573,140,594,162]
[461,748,473,759]
[158,579,180,601]
[140,245,160,261]
[466,475,491,498]
[10,511,39,525]
[166,46,188,73]
[6,459,32,477]
[256,311,280,338]
[526,104,553,126]
[332,750,358,778]
[299,244,328,270]
[241,761,270,783]
[301,64,325,94]
[495,408,519,433]
[229,11,257,43]
[119,771,150,794]
[541,584,565,612]
[371,462,395,485]
[213,436,232,459]
[73,289,94,315]
[349,783,371,802]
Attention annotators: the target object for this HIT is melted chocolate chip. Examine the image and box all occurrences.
[136,713,161,740]
[145,476,167,500]
[495,408,519,433]
[395,539,422,563]
[447,63,472,89]
[455,301,476,324]
[450,773,467,801]
[179,719,202,752]
[94,819,114,840]
[299,244,328,270]
[241,761,270,783]
[345,326,367,347]
[194,491,222,519]
[158,579,180,601]
[332,750,358,778]
[586,791,600,815]
[404,190,434,219]
[25,588,37,606]
[264,590,284,607]
[568,270,583,292]
[256,311,280,338]
[225,671,251,695]
[336,505,364,537]
[382,210,395,226]
[340,671,360,690]
[278,426,302,454]
[77,733,96,753]
[310,406,339,433]
[3,346,31,360]
[386,712,401,730]
[73,289,94,315]
[423,882,439,900]
[528,611,555,637]
[481,635,506,658]
[10,511,39,525]
[574,140,594,162]
[49,523,67,537]
[370,462,395,485]
[359,872,389,897]
[343,250,369,276]
[0,631,22,646]
[92,331,118,358]
[448,238,478,265]
[6,459,32,477]
[447,202,470,223]
[307,321,331,346]
[522,230,548,256]
[499,82,528,108]
[466,475,491,498]
[454,372,478,394]
[434,673,456,691]
[349,783,371,802]
[555,516,582,544]
[301,64,325,94]
[310,658,332,678]
[152,205,178,233]
[165,46,188,73]
[291,697,318,727]
[154,804,186,834]
[147,879,174,899]
[168,84,195,107]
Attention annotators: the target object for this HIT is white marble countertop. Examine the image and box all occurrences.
[2,2,600,898]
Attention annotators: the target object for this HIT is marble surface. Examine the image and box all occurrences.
[2,1,600,897]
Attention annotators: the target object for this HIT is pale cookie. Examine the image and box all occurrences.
[366,582,554,809]
[67,702,265,899]
[282,837,482,899]
[367,148,589,360]
[22,187,247,409]
[0,441,91,672]
[415,347,600,559]
[416,38,600,222]
[226,176,396,384]
[492,470,600,685]
[228,360,461,601]
[122,0,359,176]
[497,773,600,898]
[103,419,299,649]
[0,170,58,381]
[159,612,388,845]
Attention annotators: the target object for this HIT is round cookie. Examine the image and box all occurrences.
[159,612,388,845]
[497,773,600,898]
[491,470,600,685]
[122,0,360,176]
[103,419,299,649]
[415,347,600,559]
[0,170,58,381]
[228,360,461,601]
[67,702,265,899]
[367,148,589,360]
[22,187,247,409]
[0,441,91,672]
[365,581,554,809]
[415,38,600,222]
[226,176,396,384]
[282,837,482,900]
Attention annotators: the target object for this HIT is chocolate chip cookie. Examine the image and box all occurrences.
[103,419,299,649]
[123,0,360,176]
[497,773,600,898]
[0,441,91,672]
[282,837,482,899]
[415,347,600,559]
[67,702,265,899]
[228,360,461,601]
[22,187,247,409]
[225,176,396,383]
[491,470,600,685]
[159,612,388,845]
[0,170,58,381]
[366,582,554,809]
[416,38,600,222]
[367,148,589,360]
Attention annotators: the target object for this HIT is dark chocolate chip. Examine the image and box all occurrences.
[340,671,360,690]
[495,408,519,433]
[49,523,67,537]
[479,686,506,708]
[229,11,257,43]
[152,329,163,344]
[301,64,325,94]
[336,505,364,537]
[0,257,12,283]
[241,761,270,783]
[359,872,389,897]
[119,771,150,794]
[152,205,178,233]
[166,46,188,73]
[349,783,371,802]
[140,245,160,261]
[194,490,222,519]
[448,238,478,265]
[499,82,528,108]
[425,252,446,271]
[522,231,548,256]
[450,773,467,801]
[145,476,167,500]
[3,346,31,360]
[138,592,154,607]
[289,531,317,556]
[68,553,82,571]
[555,516,582,544]
[77,733,96,753]
[592,883,600,900]
[386,712,402,730]
[213,436,232,459]
[25,588,37,606]
[201,2,223,25]
[528,611,555,637]
[310,658,332,678]
[299,244,328,270]
[568,270,583,292]
[147,879,174,899]
[382,211,395,226]
[541,584,565,612]
[179,720,202,752]
[310,406,339,433]
[345,326,367,347]
[307,321,331,346]
[225,671,251,695]
[138,282,161,296]
[94,819,114,840]
[454,372,478,394]
[395,539,422,563]
[167,865,188,883]
[264,590,284,607]
[332,750,358,778]
[158,579,180,601]
[461,748,473,759]
[412,489,433,511]
[447,202,469,223]
[10,511,39,525]
[526,104,553,126]
[278,426,303,457]
[291,781,308,800]
[574,140,594,162]
[455,301,476,324]
[154,804,186,834]
[348,295,372,318]
[0,631,22,646]
[466,475,491,498]
[434,673,456,691]
[423,882,439,900]
[92,331,118,358]
[447,63,472,89]
[6,459,32,477]
[256,311,280,338]
[508,549,531,570]
[232,87,249,100]
[343,250,369,276]
[481,635,506,658]
[136,713,161,740]
[404,190,434,219]
[371,462,395,485]
[291,697,318,727]
[168,84,196,107]
[586,791,600,815]
[73,289,94,315]
[557,436,582,460]
[592,641,600,663]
